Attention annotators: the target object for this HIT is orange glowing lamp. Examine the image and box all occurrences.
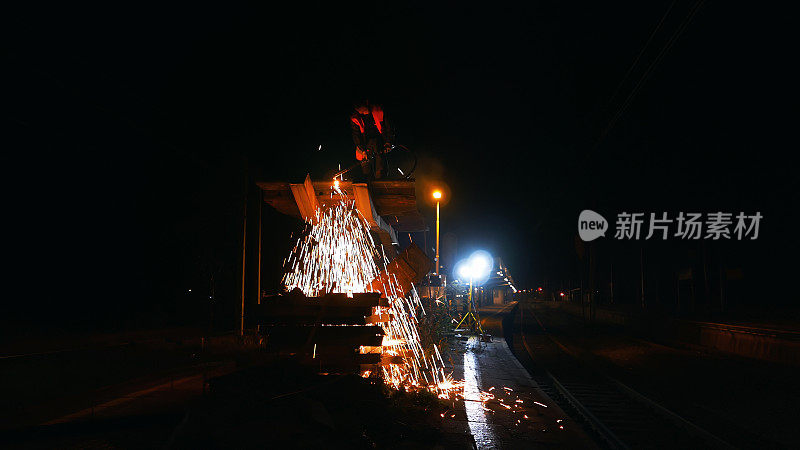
[432,190,442,200]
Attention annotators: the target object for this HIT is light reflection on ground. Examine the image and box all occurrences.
[463,337,499,449]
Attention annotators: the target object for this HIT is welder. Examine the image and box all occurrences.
[351,101,394,179]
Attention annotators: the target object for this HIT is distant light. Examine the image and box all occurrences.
[559,292,565,297]
[188,289,192,292]
[538,287,543,292]
[333,179,340,189]
[432,190,442,200]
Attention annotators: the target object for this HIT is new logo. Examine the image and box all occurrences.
[578,210,608,241]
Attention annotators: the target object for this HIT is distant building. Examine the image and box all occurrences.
[475,257,519,307]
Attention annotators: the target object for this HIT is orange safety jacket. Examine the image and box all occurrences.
[351,105,391,161]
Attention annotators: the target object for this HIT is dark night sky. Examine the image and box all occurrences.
[6,2,798,332]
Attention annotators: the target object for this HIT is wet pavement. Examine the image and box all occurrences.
[440,303,597,449]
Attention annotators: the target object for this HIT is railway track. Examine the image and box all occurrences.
[514,301,735,449]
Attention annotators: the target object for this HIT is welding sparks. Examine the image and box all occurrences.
[283,193,381,297]
[282,188,457,393]
[280,186,535,415]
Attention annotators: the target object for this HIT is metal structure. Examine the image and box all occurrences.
[250,292,389,372]
[258,176,425,261]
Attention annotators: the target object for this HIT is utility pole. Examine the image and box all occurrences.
[610,261,614,305]
[209,273,215,333]
[640,247,645,309]
[589,242,595,324]
[240,165,248,337]
[256,190,262,305]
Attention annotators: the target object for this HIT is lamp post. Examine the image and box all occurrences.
[433,190,442,275]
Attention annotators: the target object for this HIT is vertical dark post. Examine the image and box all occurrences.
[209,274,215,332]
[640,247,645,309]
[588,242,595,324]
[240,165,248,337]
[580,266,585,320]
[257,189,263,305]
[610,260,614,305]
[702,241,710,308]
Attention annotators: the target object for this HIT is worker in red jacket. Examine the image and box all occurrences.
[351,101,394,179]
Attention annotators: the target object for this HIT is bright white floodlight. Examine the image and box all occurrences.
[454,250,494,286]
[455,259,472,282]
[469,250,492,272]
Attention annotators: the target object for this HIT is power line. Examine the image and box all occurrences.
[596,0,707,147]
[603,1,677,113]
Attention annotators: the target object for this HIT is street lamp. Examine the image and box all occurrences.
[432,190,442,275]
